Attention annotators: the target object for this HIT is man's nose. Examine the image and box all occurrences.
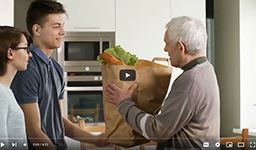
[60,27,66,36]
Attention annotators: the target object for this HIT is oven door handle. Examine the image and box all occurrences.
[65,87,103,91]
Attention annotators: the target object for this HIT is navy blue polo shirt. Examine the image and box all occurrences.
[11,44,67,150]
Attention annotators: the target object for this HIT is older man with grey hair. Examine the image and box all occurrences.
[105,16,220,150]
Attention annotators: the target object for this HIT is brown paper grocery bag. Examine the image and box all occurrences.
[102,58,172,148]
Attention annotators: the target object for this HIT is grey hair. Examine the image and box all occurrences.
[165,16,207,55]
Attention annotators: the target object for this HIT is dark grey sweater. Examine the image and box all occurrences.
[118,58,220,150]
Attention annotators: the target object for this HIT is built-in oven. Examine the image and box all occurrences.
[58,32,115,68]
[63,71,104,124]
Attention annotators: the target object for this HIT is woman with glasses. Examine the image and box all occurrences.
[0,26,32,150]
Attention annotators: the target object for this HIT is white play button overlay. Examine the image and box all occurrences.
[0,142,5,147]
[125,73,130,78]
[120,69,136,81]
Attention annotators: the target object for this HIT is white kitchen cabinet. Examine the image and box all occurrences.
[115,0,206,59]
[115,0,171,60]
[59,0,115,32]
[0,0,14,26]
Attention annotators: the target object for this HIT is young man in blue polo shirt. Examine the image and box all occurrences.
[11,1,108,150]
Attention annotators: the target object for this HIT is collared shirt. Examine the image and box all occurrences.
[182,56,207,71]
[11,44,67,150]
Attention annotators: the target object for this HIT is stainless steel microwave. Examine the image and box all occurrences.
[58,32,115,68]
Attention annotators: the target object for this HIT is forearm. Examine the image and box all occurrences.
[118,93,193,143]
[27,129,56,150]
[119,99,169,143]
[119,98,175,143]
[63,117,98,144]
[118,99,148,134]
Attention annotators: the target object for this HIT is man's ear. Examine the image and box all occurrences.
[32,24,41,37]
[7,48,14,60]
[178,41,186,54]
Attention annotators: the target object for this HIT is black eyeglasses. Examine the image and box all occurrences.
[12,46,30,54]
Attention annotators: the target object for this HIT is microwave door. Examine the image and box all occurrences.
[60,37,113,67]
[63,41,101,67]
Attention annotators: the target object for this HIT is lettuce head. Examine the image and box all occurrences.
[97,45,139,66]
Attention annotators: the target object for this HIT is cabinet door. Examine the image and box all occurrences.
[59,0,115,32]
[115,0,171,59]
[58,0,79,31]
[0,0,14,26]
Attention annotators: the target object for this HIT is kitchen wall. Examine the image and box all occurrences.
[14,0,32,31]
[215,0,256,138]
[170,0,205,25]
[239,0,256,129]
[214,0,240,137]
[0,0,14,25]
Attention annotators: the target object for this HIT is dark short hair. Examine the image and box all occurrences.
[0,26,29,76]
[26,0,66,36]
